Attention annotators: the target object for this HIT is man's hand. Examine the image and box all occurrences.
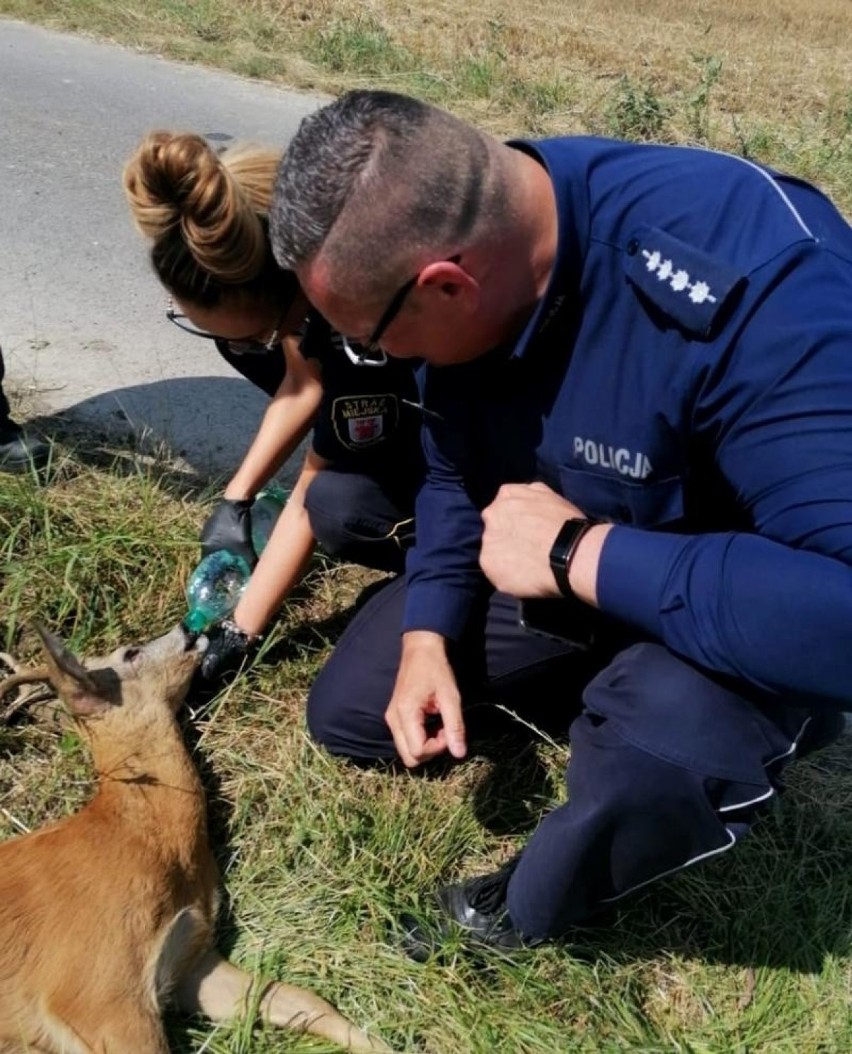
[480,482,584,597]
[385,631,467,767]
[481,483,612,604]
[200,497,257,568]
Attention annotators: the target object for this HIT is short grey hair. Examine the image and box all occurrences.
[270,90,506,299]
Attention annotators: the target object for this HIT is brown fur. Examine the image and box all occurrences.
[0,625,389,1054]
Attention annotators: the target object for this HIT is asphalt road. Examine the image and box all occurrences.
[0,18,325,481]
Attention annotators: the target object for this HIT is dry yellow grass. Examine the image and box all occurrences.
[360,0,845,107]
[5,0,847,205]
[274,0,851,133]
[5,0,849,132]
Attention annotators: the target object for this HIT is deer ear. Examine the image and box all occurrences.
[35,624,106,717]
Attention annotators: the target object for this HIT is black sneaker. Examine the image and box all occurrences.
[0,422,50,475]
[399,855,540,961]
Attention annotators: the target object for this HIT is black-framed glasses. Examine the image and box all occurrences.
[166,298,287,356]
[365,253,461,351]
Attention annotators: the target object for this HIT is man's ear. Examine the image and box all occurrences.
[35,624,107,718]
[418,258,480,308]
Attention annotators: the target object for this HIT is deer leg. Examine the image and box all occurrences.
[176,949,391,1052]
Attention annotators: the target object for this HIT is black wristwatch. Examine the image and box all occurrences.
[549,518,599,597]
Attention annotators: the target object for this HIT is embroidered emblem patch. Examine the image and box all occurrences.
[331,394,399,451]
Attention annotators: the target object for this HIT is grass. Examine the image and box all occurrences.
[2,440,852,1053]
[1,1,852,1051]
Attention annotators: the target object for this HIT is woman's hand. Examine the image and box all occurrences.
[199,497,257,568]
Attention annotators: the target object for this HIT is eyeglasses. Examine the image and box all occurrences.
[339,335,387,367]
[166,299,286,356]
[364,254,462,352]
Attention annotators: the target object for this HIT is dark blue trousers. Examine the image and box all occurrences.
[308,576,838,940]
[304,469,415,575]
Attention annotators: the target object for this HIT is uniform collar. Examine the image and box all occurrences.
[502,138,586,362]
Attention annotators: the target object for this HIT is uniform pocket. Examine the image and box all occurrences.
[558,465,685,527]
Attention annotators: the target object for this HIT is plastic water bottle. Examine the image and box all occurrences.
[183,550,252,634]
[250,485,287,556]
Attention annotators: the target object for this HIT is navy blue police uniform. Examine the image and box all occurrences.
[306,136,852,940]
[217,310,423,573]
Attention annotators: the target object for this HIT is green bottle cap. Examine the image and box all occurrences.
[183,609,210,634]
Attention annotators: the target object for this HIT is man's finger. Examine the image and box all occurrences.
[398,742,419,768]
[494,482,525,501]
[439,697,467,759]
[384,703,410,766]
[416,730,449,764]
[399,704,431,766]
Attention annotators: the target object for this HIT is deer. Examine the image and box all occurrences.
[0,624,390,1054]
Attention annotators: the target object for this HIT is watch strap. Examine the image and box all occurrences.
[549,518,599,597]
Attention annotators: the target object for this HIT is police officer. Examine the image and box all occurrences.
[0,345,49,474]
[270,90,852,952]
[123,130,425,682]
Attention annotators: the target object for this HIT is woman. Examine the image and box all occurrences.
[123,131,424,678]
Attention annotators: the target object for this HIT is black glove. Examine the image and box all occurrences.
[200,498,257,568]
[199,619,260,681]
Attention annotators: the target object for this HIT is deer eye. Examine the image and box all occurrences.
[122,646,141,664]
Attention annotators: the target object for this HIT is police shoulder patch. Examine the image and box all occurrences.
[623,225,747,339]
